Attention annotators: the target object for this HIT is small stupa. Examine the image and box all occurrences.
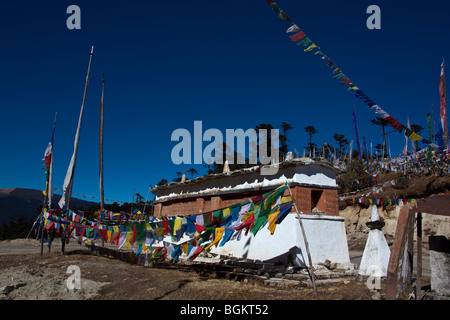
[358,204,391,277]
[223,160,230,174]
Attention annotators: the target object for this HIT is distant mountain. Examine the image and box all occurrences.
[0,188,98,224]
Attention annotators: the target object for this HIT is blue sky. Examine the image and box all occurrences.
[0,0,449,205]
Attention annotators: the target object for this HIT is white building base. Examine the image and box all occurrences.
[209,213,351,268]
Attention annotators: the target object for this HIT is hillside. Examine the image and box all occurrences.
[0,188,98,224]
[338,172,450,205]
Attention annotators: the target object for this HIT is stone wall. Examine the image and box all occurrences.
[154,185,340,217]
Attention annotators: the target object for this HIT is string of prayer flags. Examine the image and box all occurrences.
[39,183,294,264]
[264,1,433,145]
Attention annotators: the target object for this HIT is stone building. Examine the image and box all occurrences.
[152,158,352,267]
[154,158,340,217]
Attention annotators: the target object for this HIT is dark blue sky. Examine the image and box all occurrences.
[1,0,449,204]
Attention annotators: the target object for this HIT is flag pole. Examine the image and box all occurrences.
[38,112,58,255]
[48,112,57,209]
[99,73,105,212]
[142,184,152,216]
[59,46,94,210]
[286,182,318,295]
[59,46,94,254]
[99,73,105,247]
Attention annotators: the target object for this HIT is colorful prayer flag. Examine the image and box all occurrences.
[440,60,447,148]
[304,43,317,52]
[289,31,306,42]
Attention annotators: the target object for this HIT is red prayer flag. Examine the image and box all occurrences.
[195,224,207,233]
[289,31,306,42]
[97,229,108,242]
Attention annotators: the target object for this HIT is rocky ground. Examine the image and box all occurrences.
[0,238,382,301]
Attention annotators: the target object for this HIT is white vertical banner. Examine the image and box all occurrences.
[59,46,94,209]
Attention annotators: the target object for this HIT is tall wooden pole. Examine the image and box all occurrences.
[40,216,45,256]
[142,184,152,215]
[286,182,318,295]
[40,113,57,255]
[59,46,94,210]
[99,73,105,212]
[99,73,105,247]
[60,46,94,254]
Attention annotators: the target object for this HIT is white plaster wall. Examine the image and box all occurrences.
[208,213,351,267]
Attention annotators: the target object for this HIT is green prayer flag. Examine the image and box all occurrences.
[297,37,312,47]
[251,216,269,236]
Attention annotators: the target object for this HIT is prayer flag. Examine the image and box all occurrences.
[187,245,203,261]
[222,207,231,218]
[275,201,293,224]
[304,43,317,52]
[204,227,225,250]
[271,3,281,13]
[278,10,293,23]
[289,31,306,42]
[267,211,279,235]
[59,48,94,209]
[314,50,324,57]
[440,60,447,148]
[297,37,312,47]
[219,228,234,247]
[286,24,300,33]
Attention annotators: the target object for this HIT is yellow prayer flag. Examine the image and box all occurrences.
[409,132,422,141]
[223,207,231,217]
[123,232,134,248]
[173,218,182,235]
[304,43,317,52]
[280,195,292,204]
[267,211,279,235]
[155,227,165,237]
[205,227,225,251]
[181,242,190,255]
[333,68,341,74]
[241,211,253,222]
